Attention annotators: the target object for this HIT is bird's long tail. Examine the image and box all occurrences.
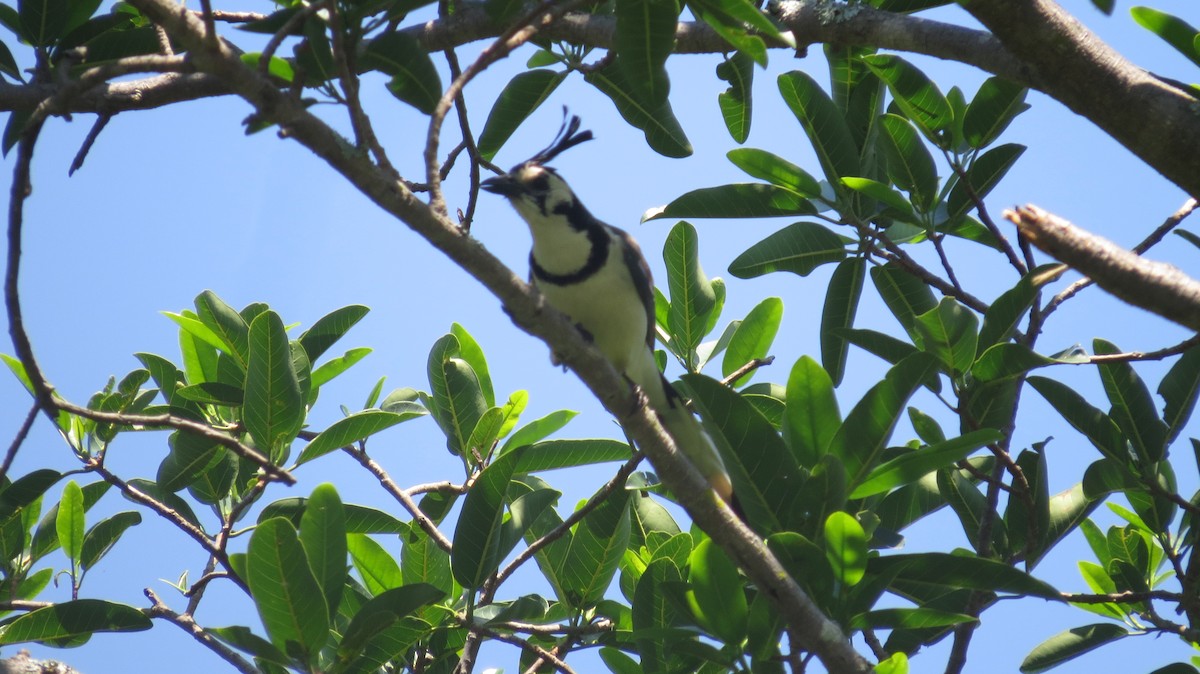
[654,381,734,504]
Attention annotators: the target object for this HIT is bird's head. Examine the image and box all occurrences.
[481,114,594,222]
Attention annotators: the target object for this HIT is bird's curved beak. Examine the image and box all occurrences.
[481,174,519,197]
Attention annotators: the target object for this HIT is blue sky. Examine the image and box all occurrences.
[2,0,1199,671]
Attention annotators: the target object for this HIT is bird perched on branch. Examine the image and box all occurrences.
[481,116,735,507]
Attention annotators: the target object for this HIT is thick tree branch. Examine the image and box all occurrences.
[1009,204,1200,332]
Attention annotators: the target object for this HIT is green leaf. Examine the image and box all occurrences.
[337,584,445,658]
[947,143,1025,221]
[176,382,244,406]
[783,356,841,468]
[401,526,453,597]
[1029,376,1128,463]
[452,449,524,588]
[450,323,495,409]
[347,533,403,596]
[870,264,937,341]
[664,221,718,367]
[1158,343,1200,443]
[632,558,684,672]
[245,311,304,460]
[821,257,866,386]
[585,59,692,157]
[311,347,372,390]
[511,438,632,472]
[850,608,976,630]
[831,353,941,487]
[971,343,1087,382]
[157,431,223,492]
[80,511,141,571]
[825,511,867,587]
[646,183,816,221]
[560,489,631,607]
[297,409,424,466]
[1090,0,1114,15]
[963,77,1029,149]
[260,499,407,535]
[208,625,290,667]
[477,70,566,161]
[861,54,952,142]
[1095,338,1168,464]
[686,537,747,643]
[726,148,821,197]
[247,518,329,662]
[614,0,677,105]
[0,39,20,81]
[912,298,979,375]
[683,374,806,533]
[870,551,1059,598]
[978,264,1066,350]
[716,52,754,142]
[56,481,84,567]
[850,429,1002,498]
[299,304,369,363]
[878,114,938,212]
[361,32,442,114]
[722,297,782,386]
[300,484,346,621]
[2,108,30,157]
[426,334,487,457]
[728,222,846,278]
[0,599,151,643]
[1131,7,1200,69]
[240,52,295,82]
[1020,623,1129,673]
[19,0,68,45]
[841,177,915,218]
[778,70,860,188]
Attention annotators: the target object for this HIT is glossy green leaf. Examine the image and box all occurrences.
[560,490,631,607]
[311,347,372,389]
[452,449,524,588]
[683,374,805,533]
[841,177,915,218]
[878,114,937,211]
[963,77,1029,149]
[871,551,1059,598]
[728,222,846,278]
[664,221,718,366]
[56,481,84,567]
[19,0,67,45]
[1020,623,1129,673]
[850,608,976,629]
[615,0,677,105]
[861,54,952,142]
[971,343,1087,382]
[783,356,841,468]
[912,298,978,375]
[585,59,692,157]
[716,52,754,142]
[948,143,1025,221]
[30,480,106,563]
[208,625,290,666]
[337,584,445,658]
[426,334,487,457]
[450,323,495,409]
[722,297,782,386]
[1094,338,1167,464]
[176,382,244,406]
[632,558,684,672]
[820,258,865,386]
[510,438,632,472]
[767,531,835,611]
[1029,376,1129,463]
[1131,7,1200,69]
[297,409,422,466]
[851,429,1001,498]
[726,148,820,197]
[825,511,867,587]
[687,0,767,65]
[361,32,442,114]
[830,353,940,486]
[246,518,329,661]
[478,70,566,161]
[259,499,407,534]
[0,38,19,81]
[298,304,369,364]
[778,70,860,187]
[1090,0,1114,14]
[80,511,141,571]
[870,263,937,342]
[686,537,747,643]
[646,183,816,221]
[0,599,151,643]
[347,533,403,596]
[300,484,346,620]
[401,525,453,597]
[1158,343,1200,443]
[978,264,1066,350]
[157,431,224,492]
[245,311,304,460]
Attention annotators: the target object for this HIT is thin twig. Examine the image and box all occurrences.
[187,478,266,613]
[1062,589,1183,604]
[344,445,455,553]
[1087,334,1200,364]
[852,221,990,313]
[442,47,482,230]
[463,620,579,674]
[0,404,38,486]
[405,480,469,496]
[260,2,321,72]
[946,155,1027,274]
[68,113,113,176]
[202,10,267,23]
[145,589,257,674]
[0,600,52,611]
[720,356,775,386]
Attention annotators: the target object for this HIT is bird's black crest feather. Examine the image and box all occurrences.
[527,111,593,166]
